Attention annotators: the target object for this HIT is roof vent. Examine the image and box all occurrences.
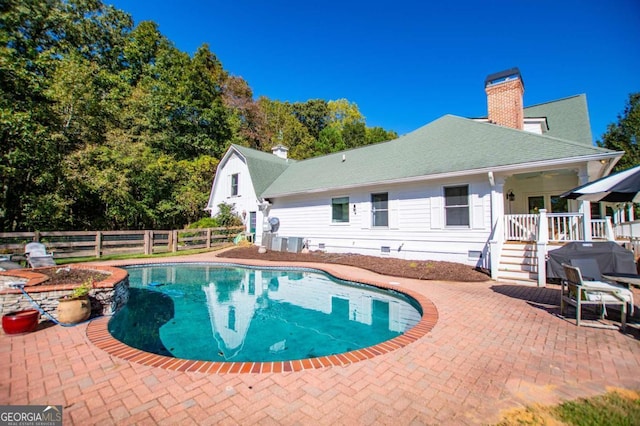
[271,144,288,159]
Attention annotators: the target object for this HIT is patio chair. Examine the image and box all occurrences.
[0,255,24,271]
[24,242,56,268]
[561,263,632,330]
[569,258,635,316]
[569,258,606,281]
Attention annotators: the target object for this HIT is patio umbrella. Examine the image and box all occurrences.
[560,164,640,203]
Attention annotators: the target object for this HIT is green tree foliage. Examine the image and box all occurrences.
[0,0,396,232]
[292,99,329,140]
[213,202,244,227]
[598,93,640,171]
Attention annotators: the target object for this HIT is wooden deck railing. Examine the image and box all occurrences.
[0,227,244,259]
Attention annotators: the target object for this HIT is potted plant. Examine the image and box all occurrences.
[57,279,93,324]
[2,309,40,334]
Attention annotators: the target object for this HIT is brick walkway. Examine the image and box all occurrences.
[2,252,640,425]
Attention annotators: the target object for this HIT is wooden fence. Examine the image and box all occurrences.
[0,227,244,260]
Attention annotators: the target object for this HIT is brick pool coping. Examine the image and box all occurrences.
[86,260,439,373]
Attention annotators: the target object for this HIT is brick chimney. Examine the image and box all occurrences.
[484,68,524,130]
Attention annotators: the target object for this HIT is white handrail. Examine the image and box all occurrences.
[547,213,583,242]
[504,214,538,241]
[503,213,606,242]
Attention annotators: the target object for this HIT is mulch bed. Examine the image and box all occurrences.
[34,267,110,286]
[218,246,490,282]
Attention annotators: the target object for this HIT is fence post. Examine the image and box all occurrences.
[206,228,211,249]
[144,231,151,255]
[33,231,40,242]
[95,231,102,258]
[172,230,178,252]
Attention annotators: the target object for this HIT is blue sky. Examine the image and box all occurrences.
[108,0,639,142]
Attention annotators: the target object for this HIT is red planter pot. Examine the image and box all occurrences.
[2,309,40,334]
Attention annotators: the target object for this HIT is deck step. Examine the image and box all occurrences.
[498,242,539,284]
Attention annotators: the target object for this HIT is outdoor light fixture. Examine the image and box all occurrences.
[506,190,515,201]
[353,204,357,215]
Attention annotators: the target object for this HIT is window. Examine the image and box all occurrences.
[332,197,349,223]
[550,195,568,213]
[528,196,544,213]
[231,173,239,196]
[444,185,469,226]
[372,193,388,227]
[227,306,236,331]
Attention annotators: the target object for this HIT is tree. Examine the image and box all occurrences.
[258,97,315,159]
[316,126,346,155]
[327,98,363,130]
[598,93,640,171]
[0,0,399,231]
[342,121,367,148]
[292,99,329,140]
[221,76,269,150]
[366,126,398,144]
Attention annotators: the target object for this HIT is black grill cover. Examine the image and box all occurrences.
[547,242,636,279]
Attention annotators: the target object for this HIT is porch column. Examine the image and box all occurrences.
[537,209,548,287]
[489,173,505,280]
[490,174,505,230]
[578,168,592,241]
[628,203,635,222]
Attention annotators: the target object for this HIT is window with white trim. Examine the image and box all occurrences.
[372,193,388,227]
[332,197,349,223]
[444,185,469,226]
[231,173,239,197]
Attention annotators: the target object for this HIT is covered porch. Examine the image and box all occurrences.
[488,165,623,286]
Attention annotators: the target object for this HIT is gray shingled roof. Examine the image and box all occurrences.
[230,144,292,196]
[524,94,593,144]
[259,115,618,197]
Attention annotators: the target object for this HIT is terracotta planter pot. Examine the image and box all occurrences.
[57,296,91,324]
[2,309,39,334]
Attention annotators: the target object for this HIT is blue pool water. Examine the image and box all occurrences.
[108,264,422,362]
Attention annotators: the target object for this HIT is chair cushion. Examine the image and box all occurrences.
[582,281,633,304]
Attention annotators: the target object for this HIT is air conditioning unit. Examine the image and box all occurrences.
[287,237,304,253]
[271,237,288,252]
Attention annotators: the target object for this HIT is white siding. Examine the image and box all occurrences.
[267,176,492,265]
[207,151,265,238]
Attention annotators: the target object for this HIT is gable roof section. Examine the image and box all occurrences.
[261,115,619,197]
[524,94,593,145]
[230,144,291,196]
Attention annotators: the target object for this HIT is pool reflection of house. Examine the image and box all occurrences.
[201,269,421,358]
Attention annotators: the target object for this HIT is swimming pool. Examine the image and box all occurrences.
[108,263,423,363]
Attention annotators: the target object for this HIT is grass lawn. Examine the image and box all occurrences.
[497,388,640,425]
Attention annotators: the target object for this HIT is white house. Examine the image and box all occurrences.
[206,69,624,285]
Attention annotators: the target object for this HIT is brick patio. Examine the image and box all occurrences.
[2,252,640,425]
